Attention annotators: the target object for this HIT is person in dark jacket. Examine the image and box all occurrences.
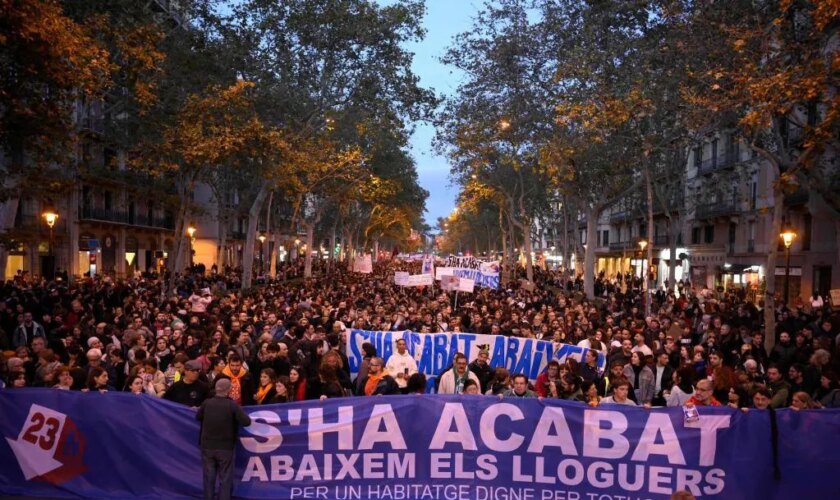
[196,378,251,500]
[468,345,493,393]
[164,360,209,407]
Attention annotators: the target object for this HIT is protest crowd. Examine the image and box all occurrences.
[2,257,839,415]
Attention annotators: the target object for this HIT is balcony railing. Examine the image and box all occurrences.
[695,202,740,219]
[609,210,635,223]
[609,241,638,252]
[80,206,174,229]
[697,149,741,176]
[14,214,68,232]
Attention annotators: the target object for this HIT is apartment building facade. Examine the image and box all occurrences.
[581,128,839,303]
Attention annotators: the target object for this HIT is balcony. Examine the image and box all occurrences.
[652,198,683,215]
[609,241,638,252]
[80,206,174,230]
[653,235,670,246]
[695,201,740,219]
[14,214,68,233]
[697,149,741,176]
[609,210,636,223]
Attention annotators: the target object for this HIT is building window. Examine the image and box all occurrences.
[693,147,702,167]
[728,223,736,246]
[803,214,811,251]
[711,138,718,166]
[807,102,818,127]
[691,227,701,245]
[602,230,609,246]
[704,225,714,244]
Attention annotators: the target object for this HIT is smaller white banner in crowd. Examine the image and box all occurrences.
[394,272,433,287]
[440,274,475,293]
[353,254,373,273]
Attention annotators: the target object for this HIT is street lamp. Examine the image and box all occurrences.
[258,233,267,275]
[187,225,196,269]
[781,227,796,306]
[42,209,58,279]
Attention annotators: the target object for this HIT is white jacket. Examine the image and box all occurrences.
[437,368,479,394]
[385,351,418,388]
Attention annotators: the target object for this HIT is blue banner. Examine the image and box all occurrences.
[1,390,839,499]
[346,330,607,392]
[437,256,500,289]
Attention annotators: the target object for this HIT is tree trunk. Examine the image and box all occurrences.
[763,186,784,354]
[345,229,355,272]
[167,176,194,296]
[562,203,569,275]
[216,210,228,274]
[583,206,599,298]
[668,216,679,293]
[373,240,380,262]
[498,208,507,283]
[328,222,337,272]
[506,214,517,282]
[304,223,314,278]
[65,186,80,281]
[645,167,654,316]
[269,232,279,278]
[573,208,584,278]
[263,191,273,275]
[522,220,534,282]
[241,183,270,289]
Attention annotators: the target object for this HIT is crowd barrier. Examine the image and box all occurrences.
[1,389,838,499]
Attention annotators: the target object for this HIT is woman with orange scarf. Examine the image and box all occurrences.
[254,368,277,405]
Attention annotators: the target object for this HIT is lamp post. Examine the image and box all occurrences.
[780,228,796,306]
[638,239,649,315]
[258,233,267,275]
[187,225,196,269]
[42,210,58,279]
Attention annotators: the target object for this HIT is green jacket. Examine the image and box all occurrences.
[769,380,790,409]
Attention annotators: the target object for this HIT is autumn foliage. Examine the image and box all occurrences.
[0,0,110,158]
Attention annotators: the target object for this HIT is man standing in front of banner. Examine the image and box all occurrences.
[438,352,480,394]
[385,338,418,393]
[196,378,252,500]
